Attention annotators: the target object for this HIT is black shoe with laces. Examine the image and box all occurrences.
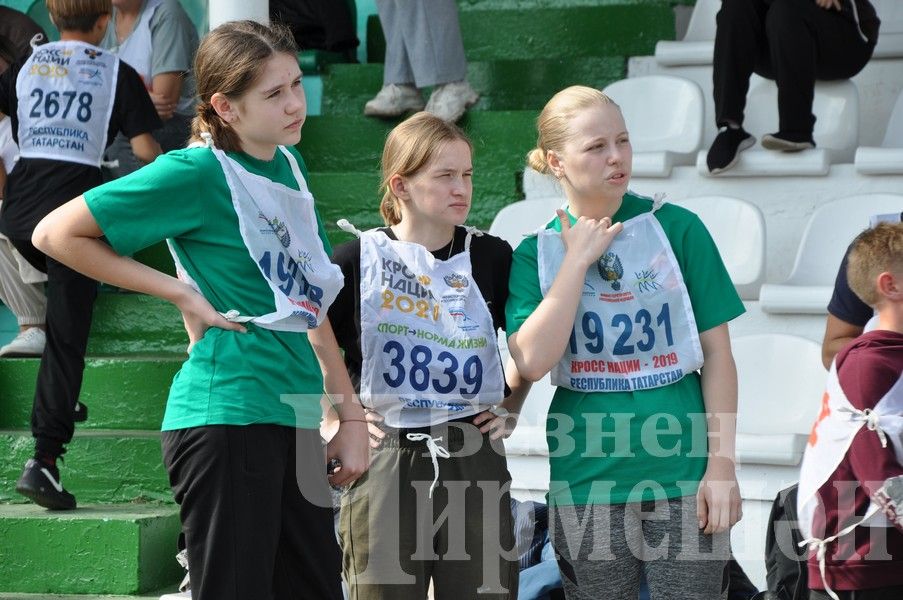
[706,127,756,174]
[16,458,77,510]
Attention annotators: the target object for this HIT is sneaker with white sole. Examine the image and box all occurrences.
[761,132,815,152]
[363,84,425,118]
[16,458,76,510]
[425,81,480,123]
[0,327,46,357]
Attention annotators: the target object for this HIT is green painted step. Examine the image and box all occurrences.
[311,170,521,247]
[0,432,172,504]
[366,2,674,63]
[0,589,179,600]
[0,504,181,595]
[0,357,180,431]
[88,294,185,357]
[321,57,625,115]
[300,110,538,173]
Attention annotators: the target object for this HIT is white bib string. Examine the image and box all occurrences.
[405,433,450,498]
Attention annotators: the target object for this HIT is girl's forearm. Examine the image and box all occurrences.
[699,324,738,463]
[33,197,191,305]
[307,318,366,421]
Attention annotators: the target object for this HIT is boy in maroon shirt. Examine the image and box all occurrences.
[803,222,903,600]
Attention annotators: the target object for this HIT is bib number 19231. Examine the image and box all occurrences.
[568,302,674,357]
[29,89,93,122]
[382,341,482,398]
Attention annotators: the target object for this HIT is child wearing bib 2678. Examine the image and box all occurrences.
[506,86,745,599]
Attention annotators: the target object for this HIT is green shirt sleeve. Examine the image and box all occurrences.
[85,150,205,256]
[505,234,542,337]
[664,205,745,332]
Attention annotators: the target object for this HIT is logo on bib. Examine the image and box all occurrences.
[259,212,291,248]
[418,275,431,286]
[449,309,479,332]
[83,48,103,60]
[582,281,596,297]
[597,252,624,291]
[443,273,469,291]
[634,269,662,293]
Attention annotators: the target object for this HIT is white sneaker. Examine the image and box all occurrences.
[363,84,425,118]
[425,81,480,123]
[0,327,46,357]
[159,592,191,599]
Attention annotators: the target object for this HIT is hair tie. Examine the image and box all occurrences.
[200,132,213,148]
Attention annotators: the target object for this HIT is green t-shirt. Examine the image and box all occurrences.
[85,146,331,431]
[505,192,745,505]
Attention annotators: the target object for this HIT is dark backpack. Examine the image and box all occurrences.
[752,484,809,600]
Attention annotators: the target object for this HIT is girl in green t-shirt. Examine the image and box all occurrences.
[28,21,368,600]
[505,86,744,599]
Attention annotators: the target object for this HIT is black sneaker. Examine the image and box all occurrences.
[16,458,77,510]
[706,127,756,174]
[761,132,815,152]
[73,400,88,422]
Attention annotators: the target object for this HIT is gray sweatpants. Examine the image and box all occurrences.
[550,497,730,600]
[376,0,468,88]
[0,231,45,326]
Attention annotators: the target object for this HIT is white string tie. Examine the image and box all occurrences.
[405,433,450,498]
[838,406,889,448]
[336,219,364,238]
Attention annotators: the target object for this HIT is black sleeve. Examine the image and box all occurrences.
[328,237,364,386]
[827,243,873,326]
[111,61,162,141]
[0,58,23,118]
[469,233,514,332]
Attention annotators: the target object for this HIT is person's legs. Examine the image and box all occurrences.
[707,0,771,172]
[164,425,318,600]
[430,424,518,600]
[365,0,424,117]
[272,427,343,600]
[712,0,771,129]
[0,234,46,357]
[642,496,730,600]
[340,432,432,600]
[550,502,643,600]
[763,0,873,145]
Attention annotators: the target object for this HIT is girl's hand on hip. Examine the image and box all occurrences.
[696,457,742,534]
[175,284,247,353]
[558,209,623,268]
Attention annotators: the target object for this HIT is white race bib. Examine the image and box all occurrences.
[16,41,118,167]
[169,145,343,332]
[537,204,703,393]
[357,228,505,428]
[798,364,903,541]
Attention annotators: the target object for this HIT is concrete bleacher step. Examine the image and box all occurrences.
[366,0,674,63]
[87,294,185,356]
[0,432,171,504]
[0,357,180,431]
[320,57,626,115]
[0,504,181,596]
